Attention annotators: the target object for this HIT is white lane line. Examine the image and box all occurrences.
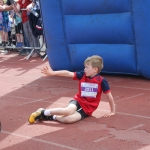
[0,95,57,106]
[116,112,150,119]
[111,85,150,91]
[127,124,145,131]
[93,124,145,143]
[18,100,67,107]
[115,93,144,102]
[109,79,123,84]
[17,96,57,106]
[93,135,112,142]
[43,101,66,106]
[18,99,51,106]
[4,95,37,101]
[96,109,150,119]
[1,130,81,150]
[0,95,68,106]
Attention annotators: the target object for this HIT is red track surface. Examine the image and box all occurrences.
[0,52,150,150]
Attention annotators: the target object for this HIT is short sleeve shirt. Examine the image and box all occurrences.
[73,71,111,115]
[75,71,110,93]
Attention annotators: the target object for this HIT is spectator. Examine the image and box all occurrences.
[12,6,24,48]
[0,0,9,54]
[27,0,47,58]
[26,0,41,57]
[12,0,40,56]
[7,10,15,46]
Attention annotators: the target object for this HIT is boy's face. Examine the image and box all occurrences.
[84,63,98,77]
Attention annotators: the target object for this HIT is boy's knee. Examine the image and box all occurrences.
[63,108,74,116]
[63,110,72,116]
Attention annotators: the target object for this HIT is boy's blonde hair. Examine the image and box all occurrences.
[84,55,104,73]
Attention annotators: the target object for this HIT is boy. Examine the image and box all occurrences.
[28,55,115,124]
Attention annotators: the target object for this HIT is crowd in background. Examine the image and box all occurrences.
[0,0,43,58]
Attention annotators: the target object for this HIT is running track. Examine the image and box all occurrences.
[0,52,150,150]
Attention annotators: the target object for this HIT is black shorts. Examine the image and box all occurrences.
[15,23,23,34]
[69,100,88,119]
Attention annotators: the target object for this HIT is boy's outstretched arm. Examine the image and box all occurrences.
[41,66,74,78]
[103,92,115,117]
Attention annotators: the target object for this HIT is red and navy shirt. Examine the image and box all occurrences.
[73,71,110,116]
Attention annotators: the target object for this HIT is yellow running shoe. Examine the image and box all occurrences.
[28,108,45,124]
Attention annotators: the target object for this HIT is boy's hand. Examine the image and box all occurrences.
[103,112,115,117]
[41,66,54,76]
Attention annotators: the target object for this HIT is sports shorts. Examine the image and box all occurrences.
[69,100,88,119]
[15,23,23,34]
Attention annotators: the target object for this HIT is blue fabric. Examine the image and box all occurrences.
[2,12,9,23]
[14,13,22,25]
[40,0,150,79]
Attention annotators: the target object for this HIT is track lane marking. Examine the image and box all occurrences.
[115,93,144,102]
[96,109,150,119]
[1,130,81,150]
[93,124,145,143]
[110,85,150,91]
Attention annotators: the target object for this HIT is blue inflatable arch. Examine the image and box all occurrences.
[40,0,150,79]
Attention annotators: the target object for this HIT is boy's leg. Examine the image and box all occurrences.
[55,102,88,123]
[44,104,77,116]
[28,103,77,124]
[55,111,82,124]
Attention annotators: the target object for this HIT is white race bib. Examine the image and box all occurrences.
[81,82,98,98]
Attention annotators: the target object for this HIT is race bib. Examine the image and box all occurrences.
[81,82,98,98]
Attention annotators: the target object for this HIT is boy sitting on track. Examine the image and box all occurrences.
[28,55,115,124]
